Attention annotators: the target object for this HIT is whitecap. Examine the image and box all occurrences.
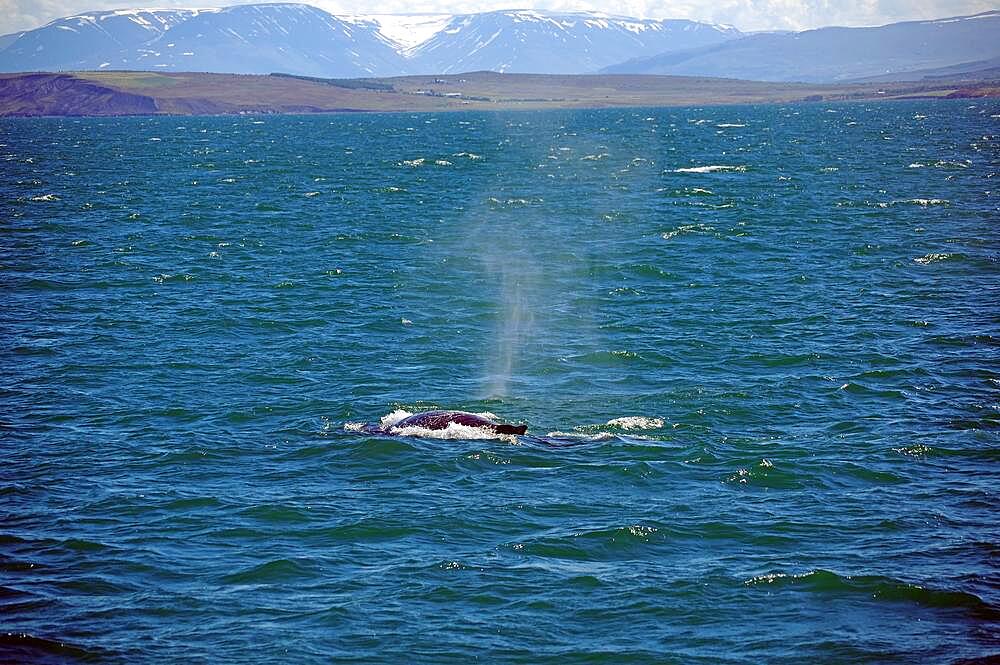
[716,123,746,128]
[605,416,665,430]
[893,444,931,457]
[672,165,747,173]
[661,223,716,240]
[545,431,616,441]
[30,194,60,202]
[914,252,956,265]
[933,160,971,169]
[903,198,948,206]
[744,572,791,585]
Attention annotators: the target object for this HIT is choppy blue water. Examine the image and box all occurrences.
[2,100,998,663]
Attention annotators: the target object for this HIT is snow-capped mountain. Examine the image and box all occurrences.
[404,10,740,74]
[0,4,740,77]
[603,10,1000,82]
[2,4,994,82]
[1,9,199,71]
[0,4,406,77]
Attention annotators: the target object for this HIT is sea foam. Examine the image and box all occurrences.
[672,165,747,173]
[605,416,665,430]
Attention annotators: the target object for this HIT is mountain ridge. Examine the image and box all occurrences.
[603,10,1000,82]
[0,4,742,77]
[1,5,998,82]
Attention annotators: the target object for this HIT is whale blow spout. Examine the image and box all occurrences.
[391,411,527,436]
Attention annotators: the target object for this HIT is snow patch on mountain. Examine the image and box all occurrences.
[346,14,453,52]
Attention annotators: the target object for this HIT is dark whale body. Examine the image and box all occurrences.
[392,411,527,436]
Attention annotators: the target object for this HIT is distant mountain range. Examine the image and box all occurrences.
[0,5,739,78]
[402,11,739,75]
[1,4,998,83]
[604,10,1000,82]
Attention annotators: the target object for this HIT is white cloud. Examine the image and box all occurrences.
[0,0,994,35]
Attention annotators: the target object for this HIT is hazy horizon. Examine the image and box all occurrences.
[2,0,997,36]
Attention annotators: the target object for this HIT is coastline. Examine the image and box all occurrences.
[1,70,998,117]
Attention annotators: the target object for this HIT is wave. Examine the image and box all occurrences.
[604,416,665,431]
[744,569,998,618]
[835,198,949,208]
[661,223,717,241]
[914,252,962,265]
[573,349,641,365]
[543,430,616,442]
[672,165,747,174]
[907,159,971,170]
[221,558,319,585]
[904,198,949,206]
[399,157,452,167]
[660,187,714,197]
[512,523,664,560]
[724,458,804,489]
[486,196,544,208]
[0,632,106,663]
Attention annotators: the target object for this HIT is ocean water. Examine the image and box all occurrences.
[1,100,998,663]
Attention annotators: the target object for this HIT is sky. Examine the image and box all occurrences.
[1,0,996,35]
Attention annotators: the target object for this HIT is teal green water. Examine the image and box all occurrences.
[1,100,998,663]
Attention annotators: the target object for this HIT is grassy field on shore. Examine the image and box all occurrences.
[1,69,998,116]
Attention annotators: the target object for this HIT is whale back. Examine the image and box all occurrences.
[393,410,526,435]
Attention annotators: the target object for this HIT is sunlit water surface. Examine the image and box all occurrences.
[2,100,998,663]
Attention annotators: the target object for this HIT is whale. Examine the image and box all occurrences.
[390,410,527,436]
